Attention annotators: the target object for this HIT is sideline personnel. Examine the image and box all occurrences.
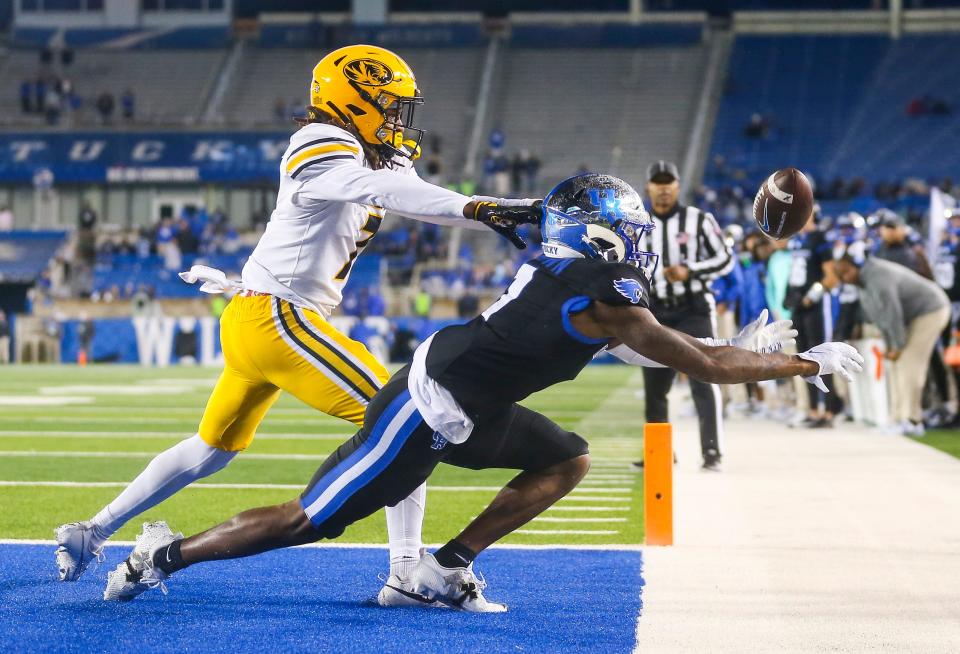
[637,161,734,470]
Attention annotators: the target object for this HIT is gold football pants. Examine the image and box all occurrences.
[198,294,389,451]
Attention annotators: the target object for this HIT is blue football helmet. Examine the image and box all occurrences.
[829,212,866,244]
[541,173,658,279]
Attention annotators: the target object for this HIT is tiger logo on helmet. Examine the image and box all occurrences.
[309,45,423,162]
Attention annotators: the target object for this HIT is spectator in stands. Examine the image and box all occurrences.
[511,150,541,195]
[0,309,9,364]
[873,211,933,278]
[121,89,136,122]
[0,206,13,231]
[484,149,510,197]
[43,85,61,125]
[288,98,306,121]
[348,317,381,353]
[932,100,952,115]
[34,77,46,115]
[786,212,841,428]
[424,154,443,187]
[96,91,115,125]
[740,232,776,415]
[155,217,181,271]
[77,202,97,231]
[76,202,97,272]
[389,324,417,363]
[764,237,792,322]
[457,293,479,319]
[906,96,925,116]
[273,97,286,123]
[366,288,386,316]
[744,113,770,139]
[176,217,200,255]
[20,79,32,114]
[830,246,951,436]
[412,287,432,318]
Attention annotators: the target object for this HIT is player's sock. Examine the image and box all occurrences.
[152,539,189,575]
[90,434,236,543]
[386,482,426,580]
[433,539,476,569]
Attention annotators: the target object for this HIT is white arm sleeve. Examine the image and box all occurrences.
[296,158,486,230]
[608,338,728,368]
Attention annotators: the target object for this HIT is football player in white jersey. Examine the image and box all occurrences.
[55,44,539,607]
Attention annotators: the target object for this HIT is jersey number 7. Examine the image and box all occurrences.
[335,212,383,281]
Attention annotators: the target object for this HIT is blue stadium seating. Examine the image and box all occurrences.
[92,251,382,299]
[708,34,960,187]
[0,231,67,283]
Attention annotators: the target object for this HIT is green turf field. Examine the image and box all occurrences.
[910,429,960,460]
[0,365,644,545]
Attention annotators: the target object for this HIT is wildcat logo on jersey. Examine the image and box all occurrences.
[343,59,394,86]
[613,278,644,304]
[430,432,449,451]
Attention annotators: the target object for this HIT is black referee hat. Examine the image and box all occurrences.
[647,160,680,183]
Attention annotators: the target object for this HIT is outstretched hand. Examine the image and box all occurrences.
[467,199,543,250]
[797,342,865,393]
[732,309,798,354]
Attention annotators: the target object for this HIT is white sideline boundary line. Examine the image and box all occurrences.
[0,538,643,552]
[0,432,348,441]
[0,480,632,493]
[0,481,518,493]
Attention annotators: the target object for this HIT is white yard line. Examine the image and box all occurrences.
[0,480,511,492]
[514,529,619,535]
[0,450,333,461]
[533,517,627,523]
[0,415,348,425]
[546,506,630,512]
[556,495,631,503]
[0,538,642,552]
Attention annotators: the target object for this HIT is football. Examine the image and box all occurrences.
[752,167,814,240]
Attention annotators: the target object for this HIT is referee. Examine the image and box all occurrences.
[638,161,734,471]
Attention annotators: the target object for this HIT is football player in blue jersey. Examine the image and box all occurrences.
[106,174,862,611]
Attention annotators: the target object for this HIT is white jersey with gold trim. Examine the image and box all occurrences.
[242,122,479,317]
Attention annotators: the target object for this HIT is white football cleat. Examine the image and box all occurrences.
[410,553,507,613]
[104,521,182,602]
[55,521,104,582]
[377,573,441,608]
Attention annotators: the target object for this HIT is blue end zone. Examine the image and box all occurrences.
[0,545,643,654]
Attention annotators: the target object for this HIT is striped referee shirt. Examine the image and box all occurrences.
[639,204,734,301]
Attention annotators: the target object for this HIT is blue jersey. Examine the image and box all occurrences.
[739,259,769,327]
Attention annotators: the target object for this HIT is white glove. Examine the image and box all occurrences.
[730,309,798,354]
[470,195,540,208]
[797,342,865,393]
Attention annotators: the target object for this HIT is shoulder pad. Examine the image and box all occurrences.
[284,124,363,179]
